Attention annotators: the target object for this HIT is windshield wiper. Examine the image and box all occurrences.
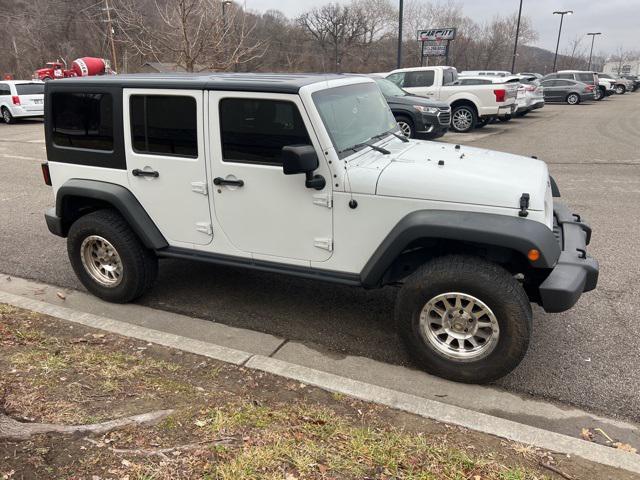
[340,141,390,155]
[391,131,409,143]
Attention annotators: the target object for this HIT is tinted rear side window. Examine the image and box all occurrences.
[219,98,311,166]
[0,84,10,96]
[404,71,435,87]
[130,95,198,158]
[52,92,113,151]
[16,83,44,95]
[576,73,594,83]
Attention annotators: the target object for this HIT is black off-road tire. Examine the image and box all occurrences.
[67,209,158,303]
[395,255,532,384]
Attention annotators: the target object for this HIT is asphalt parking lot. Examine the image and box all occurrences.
[1,94,639,423]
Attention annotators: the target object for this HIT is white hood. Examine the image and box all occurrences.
[348,140,550,212]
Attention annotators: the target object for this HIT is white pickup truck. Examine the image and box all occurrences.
[384,66,518,133]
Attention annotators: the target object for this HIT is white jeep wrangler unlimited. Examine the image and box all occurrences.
[42,73,598,383]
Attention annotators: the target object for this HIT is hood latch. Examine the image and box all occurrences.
[518,193,530,217]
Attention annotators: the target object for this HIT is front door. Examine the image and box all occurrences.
[208,91,333,263]
[124,89,212,246]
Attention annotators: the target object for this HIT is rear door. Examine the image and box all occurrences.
[123,89,213,246]
[0,83,10,111]
[402,70,437,98]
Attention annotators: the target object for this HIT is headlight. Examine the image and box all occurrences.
[413,105,438,114]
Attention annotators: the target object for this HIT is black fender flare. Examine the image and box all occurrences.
[360,210,561,288]
[54,179,168,250]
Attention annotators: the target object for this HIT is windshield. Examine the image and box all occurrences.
[374,78,406,97]
[16,83,44,95]
[312,82,398,156]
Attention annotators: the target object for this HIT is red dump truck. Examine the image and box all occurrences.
[33,57,114,81]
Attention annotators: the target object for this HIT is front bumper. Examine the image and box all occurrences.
[539,201,599,313]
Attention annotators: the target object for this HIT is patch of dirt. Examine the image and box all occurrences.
[0,304,636,480]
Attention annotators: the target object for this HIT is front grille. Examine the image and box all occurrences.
[437,108,451,126]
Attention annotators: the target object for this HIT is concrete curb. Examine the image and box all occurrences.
[1,290,639,474]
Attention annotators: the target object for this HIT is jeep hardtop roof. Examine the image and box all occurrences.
[47,72,350,94]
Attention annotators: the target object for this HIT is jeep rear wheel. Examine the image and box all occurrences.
[67,209,158,303]
[395,255,532,383]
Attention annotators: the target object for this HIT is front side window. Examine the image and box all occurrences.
[219,98,311,165]
[130,95,198,158]
[443,69,458,86]
[52,92,113,151]
[312,82,397,156]
[386,73,405,87]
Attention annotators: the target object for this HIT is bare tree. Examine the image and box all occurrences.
[113,0,264,72]
[297,3,369,72]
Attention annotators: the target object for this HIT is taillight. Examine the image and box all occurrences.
[526,85,536,92]
[41,163,52,186]
[493,89,506,102]
[586,85,594,92]
[11,96,20,105]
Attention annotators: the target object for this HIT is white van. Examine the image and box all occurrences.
[0,80,45,124]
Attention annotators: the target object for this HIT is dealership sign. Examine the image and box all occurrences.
[422,41,447,57]
[417,28,457,42]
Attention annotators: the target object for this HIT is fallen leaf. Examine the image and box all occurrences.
[580,428,594,441]
[613,442,638,454]
[56,292,66,300]
[194,419,208,427]
[121,459,131,467]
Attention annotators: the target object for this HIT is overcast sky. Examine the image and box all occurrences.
[243,0,637,55]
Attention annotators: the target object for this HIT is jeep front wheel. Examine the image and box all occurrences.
[67,209,158,303]
[395,255,532,383]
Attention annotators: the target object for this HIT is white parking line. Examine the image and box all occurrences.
[0,153,41,161]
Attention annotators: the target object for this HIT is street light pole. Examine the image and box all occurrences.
[587,32,602,71]
[511,0,523,73]
[397,0,404,69]
[552,10,573,72]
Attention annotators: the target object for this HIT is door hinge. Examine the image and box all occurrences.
[313,237,333,252]
[191,181,208,196]
[313,193,332,208]
[196,222,213,236]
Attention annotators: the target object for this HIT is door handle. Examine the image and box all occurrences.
[132,169,159,178]
[214,177,244,187]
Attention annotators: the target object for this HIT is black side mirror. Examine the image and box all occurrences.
[282,145,326,190]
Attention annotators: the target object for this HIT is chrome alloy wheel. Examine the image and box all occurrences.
[397,120,412,138]
[452,108,473,131]
[80,235,123,287]
[419,292,500,362]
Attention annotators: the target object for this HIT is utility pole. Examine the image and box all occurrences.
[397,0,403,69]
[104,0,118,71]
[587,32,601,71]
[552,10,573,72]
[511,0,523,73]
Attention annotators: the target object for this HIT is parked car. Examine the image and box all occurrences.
[456,75,522,122]
[0,80,44,124]
[515,75,545,115]
[371,77,450,139]
[545,71,601,100]
[597,78,616,98]
[41,73,598,384]
[598,73,635,94]
[539,78,595,105]
[460,70,512,77]
[620,75,640,91]
[384,66,518,133]
[518,72,544,80]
